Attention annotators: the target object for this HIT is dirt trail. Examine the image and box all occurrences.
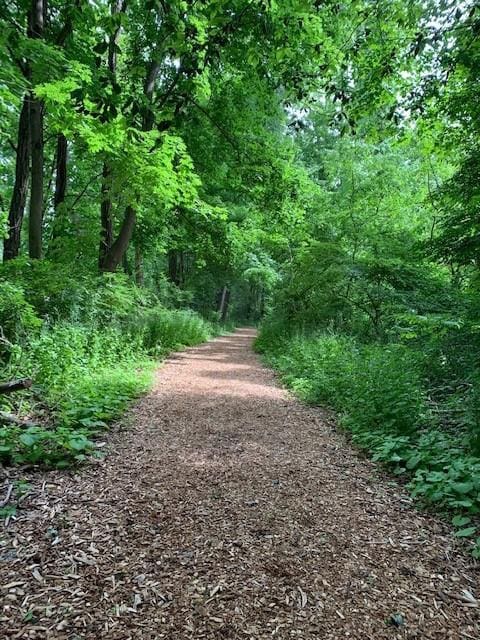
[1,328,479,639]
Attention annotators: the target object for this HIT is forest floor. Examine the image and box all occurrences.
[0,328,479,639]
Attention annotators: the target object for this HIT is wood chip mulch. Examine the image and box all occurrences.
[0,328,479,639]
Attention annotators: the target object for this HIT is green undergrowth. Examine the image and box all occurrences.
[0,261,219,468]
[256,326,480,557]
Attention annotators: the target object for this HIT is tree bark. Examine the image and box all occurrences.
[218,286,227,315]
[28,96,44,259]
[100,205,136,272]
[168,250,183,287]
[28,0,45,260]
[100,17,164,273]
[99,163,113,268]
[53,133,67,210]
[220,288,230,322]
[4,97,30,260]
[0,411,39,429]
[97,0,127,270]
[0,379,33,394]
[122,250,130,275]
[48,134,68,251]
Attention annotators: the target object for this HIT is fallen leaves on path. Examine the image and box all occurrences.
[0,329,478,639]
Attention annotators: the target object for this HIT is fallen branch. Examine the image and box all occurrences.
[0,484,13,508]
[0,379,33,394]
[0,411,39,429]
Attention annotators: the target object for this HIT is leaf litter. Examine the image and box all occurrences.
[0,328,478,639]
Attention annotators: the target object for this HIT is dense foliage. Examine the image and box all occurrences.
[2,1,480,552]
[253,3,480,555]
[0,262,215,466]
[1,0,345,467]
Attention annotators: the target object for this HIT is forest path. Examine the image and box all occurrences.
[1,329,478,639]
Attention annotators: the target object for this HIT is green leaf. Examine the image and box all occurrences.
[452,515,471,527]
[454,527,477,538]
[19,432,37,447]
[406,454,421,469]
[452,482,474,495]
[68,437,87,451]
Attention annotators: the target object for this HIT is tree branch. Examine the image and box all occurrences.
[187,97,242,159]
[0,379,32,394]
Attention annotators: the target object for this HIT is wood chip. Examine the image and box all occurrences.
[0,330,478,638]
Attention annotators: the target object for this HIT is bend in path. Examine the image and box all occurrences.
[0,328,478,639]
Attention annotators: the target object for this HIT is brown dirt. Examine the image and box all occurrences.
[0,328,479,639]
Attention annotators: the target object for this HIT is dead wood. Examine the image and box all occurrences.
[0,410,38,429]
[0,378,32,394]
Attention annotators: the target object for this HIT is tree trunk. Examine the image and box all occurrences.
[95,0,127,269]
[28,96,44,259]
[100,37,161,272]
[28,0,45,259]
[100,205,136,272]
[54,133,67,210]
[48,134,68,251]
[99,163,113,269]
[218,285,227,315]
[4,97,30,261]
[220,288,230,322]
[48,3,79,253]
[0,378,32,394]
[168,250,183,286]
[122,250,130,275]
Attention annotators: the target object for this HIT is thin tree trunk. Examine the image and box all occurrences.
[28,0,45,259]
[99,163,113,268]
[48,3,80,253]
[218,286,228,316]
[4,97,30,260]
[54,133,67,210]
[28,95,44,259]
[122,250,130,275]
[168,250,182,286]
[221,289,230,322]
[48,134,68,251]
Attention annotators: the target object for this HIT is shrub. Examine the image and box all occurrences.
[0,282,42,355]
[132,306,213,355]
[0,259,153,327]
[0,425,95,467]
[257,324,480,555]
[0,300,214,467]
[0,257,92,321]
[342,344,428,437]
[89,273,153,326]
[259,330,428,437]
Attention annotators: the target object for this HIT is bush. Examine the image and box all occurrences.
[260,330,428,437]
[0,425,95,467]
[0,257,92,321]
[0,282,42,355]
[257,323,480,556]
[21,323,150,426]
[343,344,428,437]
[0,294,214,468]
[132,306,213,355]
[0,258,153,326]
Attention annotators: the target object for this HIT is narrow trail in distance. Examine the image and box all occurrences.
[0,328,478,639]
